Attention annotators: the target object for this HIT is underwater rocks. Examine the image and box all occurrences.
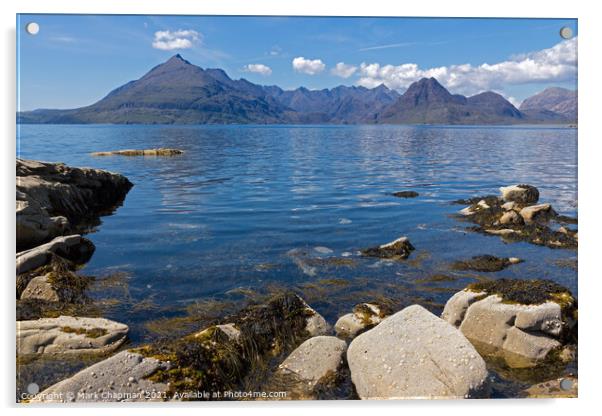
[347,305,488,399]
[442,279,577,368]
[278,336,347,393]
[391,190,419,198]
[335,303,389,339]
[16,158,133,250]
[361,236,415,260]
[17,316,129,356]
[91,148,184,157]
[31,351,170,403]
[455,184,577,249]
[451,255,522,272]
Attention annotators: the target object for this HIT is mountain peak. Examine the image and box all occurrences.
[166,54,191,65]
[402,77,454,105]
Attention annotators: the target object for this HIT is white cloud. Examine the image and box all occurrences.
[243,63,272,76]
[331,62,357,78]
[356,38,577,96]
[152,29,200,50]
[292,57,326,75]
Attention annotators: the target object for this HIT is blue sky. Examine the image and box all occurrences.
[17,15,577,111]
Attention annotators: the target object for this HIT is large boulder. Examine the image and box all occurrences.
[442,280,577,368]
[17,316,129,355]
[519,203,555,223]
[16,159,133,250]
[347,305,488,399]
[278,336,347,391]
[499,184,539,204]
[30,350,170,402]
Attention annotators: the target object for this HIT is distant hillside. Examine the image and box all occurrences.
[519,87,577,121]
[18,54,575,125]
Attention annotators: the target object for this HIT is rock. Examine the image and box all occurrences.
[444,279,577,367]
[451,255,522,272]
[335,303,388,339]
[519,203,555,223]
[499,184,539,204]
[194,323,241,343]
[441,290,486,327]
[16,235,94,275]
[91,148,183,157]
[459,206,475,216]
[477,199,490,209]
[499,210,524,225]
[501,201,517,211]
[361,236,415,260]
[16,159,133,250]
[17,316,129,355]
[502,327,561,363]
[278,336,347,389]
[20,274,59,302]
[31,350,170,402]
[484,228,516,236]
[391,191,419,198]
[347,305,488,399]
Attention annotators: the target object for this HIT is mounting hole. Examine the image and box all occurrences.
[559,26,573,40]
[25,22,40,35]
[559,378,573,390]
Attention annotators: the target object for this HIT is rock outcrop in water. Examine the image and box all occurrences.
[17,159,133,250]
[451,255,522,272]
[91,148,183,157]
[442,279,577,368]
[361,236,415,260]
[454,184,577,249]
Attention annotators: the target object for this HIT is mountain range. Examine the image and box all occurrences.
[18,54,577,125]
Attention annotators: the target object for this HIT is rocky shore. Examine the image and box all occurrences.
[16,166,578,401]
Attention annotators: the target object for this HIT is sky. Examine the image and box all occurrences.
[17,14,577,111]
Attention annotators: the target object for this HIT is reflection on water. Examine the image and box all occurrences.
[17,124,577,346]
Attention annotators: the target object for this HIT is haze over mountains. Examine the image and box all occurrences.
[18,54,577,125]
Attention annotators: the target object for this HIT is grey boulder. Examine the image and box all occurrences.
[347,305,488,399]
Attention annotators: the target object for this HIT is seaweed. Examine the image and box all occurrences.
[466,278,574,306]
[452,255,520,272]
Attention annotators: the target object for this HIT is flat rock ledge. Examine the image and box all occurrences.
[442,281,577,368]
[30,351,170,403]
[17,158,133,250]
[278,336,347,394]
[335,303,388,339]
[91,148,183,157]
[347,305,488,399]
[17,316,129,356]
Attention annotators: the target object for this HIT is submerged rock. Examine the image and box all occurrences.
[361,236,415,260]
[451,255,522,272]
[16,159,133,250]
[31,350,170,402]
[499,184,539,204]
[278,336,347,392]
[347,305,488,399]
[17,316,128,355]
[442,280,577,368]
[521,376,578,398]
[391,191,419,198]
[335,303,389,339]
[91,148,183,157]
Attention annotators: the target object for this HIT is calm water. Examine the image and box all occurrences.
[17,124,578,345]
